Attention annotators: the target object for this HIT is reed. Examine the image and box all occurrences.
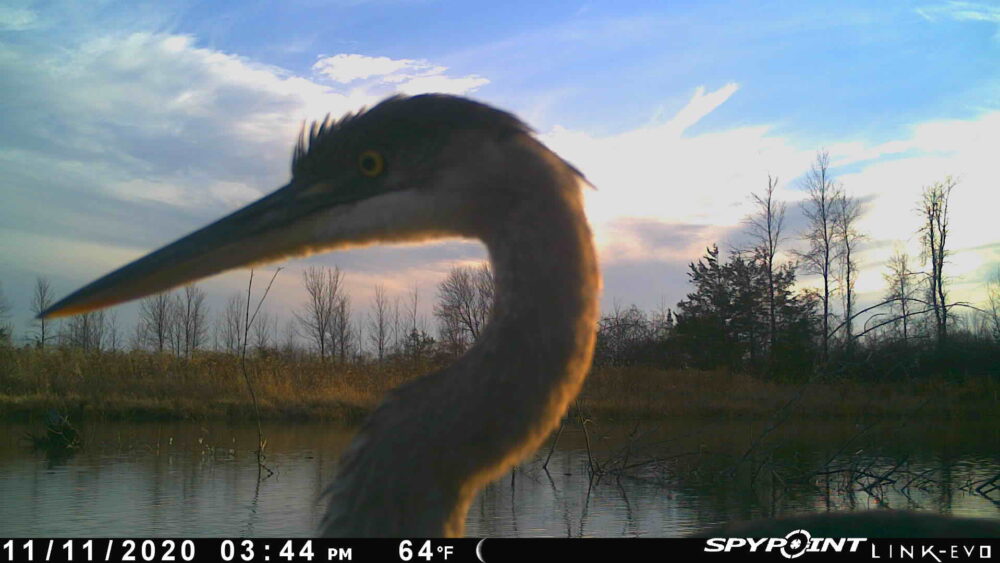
[0,347,995,422]
[577,366,999,420]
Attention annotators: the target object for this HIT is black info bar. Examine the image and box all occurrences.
[1,537,996,563]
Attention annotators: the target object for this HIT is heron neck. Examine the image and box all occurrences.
[441,157,600,532]
[477,175,600,389]
[321,144,599,538]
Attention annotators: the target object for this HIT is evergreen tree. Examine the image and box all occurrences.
[674,245,818,375]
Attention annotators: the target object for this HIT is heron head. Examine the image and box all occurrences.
[40,94,537,319]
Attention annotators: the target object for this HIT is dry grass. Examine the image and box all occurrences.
[1,347,996,422]
[0,347,426,422]
[580,366,1000,420]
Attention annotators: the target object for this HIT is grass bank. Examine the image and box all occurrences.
[1,347,996,422]
[581,366,998,421]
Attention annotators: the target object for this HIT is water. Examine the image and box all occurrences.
[1,418,997,537]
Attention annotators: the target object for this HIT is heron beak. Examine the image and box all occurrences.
[40,180,336,319]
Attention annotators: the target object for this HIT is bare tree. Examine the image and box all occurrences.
[400,284,435,361]
[296,266,344,361]
[179,284,208,357]
[330,295,353,362]
[406,283,429,340]
[0,281,11,345]
[596,301,655,367]
[918,177,957,346]
[797,151,843,361]
[434,263,495,354]
[281,319,300,357]
[408,285,420,333]
[29,277,54,348]
[251,309,277,353]
[368,283,390,361]
[64,311,106,351]
[436,312,468,357]
[834,190,864,347]
[985,267,1000,342]
[167,295,185,356]
[106,310,122,351]
[882,249,918,344]
[219,293,246,354]
[138,293,175,353]
[473,264,495,327]
[746,175,786,361]
[130,321,145,351]
[390,296,403,356]
[354,317,366,362]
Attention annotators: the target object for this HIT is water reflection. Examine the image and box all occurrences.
[0,419,996,537]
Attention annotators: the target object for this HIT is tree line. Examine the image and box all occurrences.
[591,153,998,380]
[1,151,997,380]
[0,262,493,366]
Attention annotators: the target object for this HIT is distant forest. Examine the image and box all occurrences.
[595,154,998,380]
[2,152,998,381]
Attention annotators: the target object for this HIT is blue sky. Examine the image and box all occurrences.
[170,1,998,137]
[1,0,998,344]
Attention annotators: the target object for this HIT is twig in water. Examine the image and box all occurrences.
[240,267,283,478]
[543,418,565,471]
[575,400,599,479]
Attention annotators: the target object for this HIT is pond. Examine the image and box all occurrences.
[1,418,997,537]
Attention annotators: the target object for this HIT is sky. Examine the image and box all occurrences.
[1,0,998,345]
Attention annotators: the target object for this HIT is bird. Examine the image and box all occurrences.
[40,94,1000,539]
[40,93,602,537]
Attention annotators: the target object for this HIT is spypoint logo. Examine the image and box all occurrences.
[781,529,810,559]
[703,529,867,558]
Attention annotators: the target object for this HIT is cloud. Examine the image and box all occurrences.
[0,3,38,30]
[917,1,1000,23]
[0,28,494,336]
[0,28,384,332]
[0,31,494,243]
[539,83,998,312]
[312,53,489,95]
[599,219,735,264]
[3,32,354,195]
[394,74,491,96]
[917,1,1000,39]
[662,83,741,136]
[540,83,814,253]
[832,111,1000,304]
[313,54,418,82]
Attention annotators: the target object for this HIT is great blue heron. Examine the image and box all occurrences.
[41,94,600,537]
[41,94,999,538]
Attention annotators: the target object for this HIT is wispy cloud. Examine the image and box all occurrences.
[312,53,489,95]
[0,24,500,331]
[542,83,999,309]
[917,1,1000,22]
[542,83,811,233]
[1,32,493,233]
[314,54,420,82]
[917,1,1000,39]
[0,2,38,31]
[662,83,741,135]
[1,32,354,213]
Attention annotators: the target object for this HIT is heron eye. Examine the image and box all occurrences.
[358,150,384,177]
